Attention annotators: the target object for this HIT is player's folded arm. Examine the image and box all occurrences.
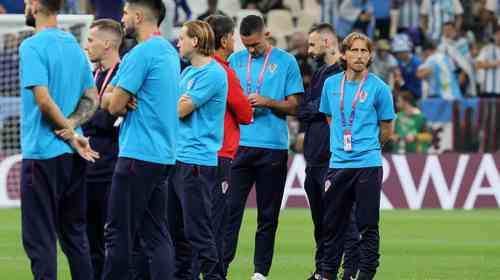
[108,86,132,116]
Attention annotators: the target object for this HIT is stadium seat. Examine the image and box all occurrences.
[295,10,317,33]
[302,0,321,18]
[267,9,295,37]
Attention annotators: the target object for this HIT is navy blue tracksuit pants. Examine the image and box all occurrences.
[168,161,222,280]
[101,158,174,280]
[321,167,383,280]
[304,166,360,278]
[224,147,288,276]
[86,181,110,280]
[21,153,93,280]
[193,157,232,280]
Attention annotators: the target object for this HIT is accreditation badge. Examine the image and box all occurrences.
[343,129,353,152]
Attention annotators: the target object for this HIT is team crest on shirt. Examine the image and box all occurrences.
[187,79,194,90]
[221,181,229,194]
[359,91,368,103]
[269,64,278,74]
[324,180,332,192]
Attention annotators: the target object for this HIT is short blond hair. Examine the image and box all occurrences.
[183,20,215,56]
[339,32,374,69]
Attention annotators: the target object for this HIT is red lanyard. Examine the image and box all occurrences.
[340,72,368,128]
[246,47,272,95]
[94,62,119,97]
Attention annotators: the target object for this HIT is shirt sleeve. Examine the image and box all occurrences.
[285,56,305,96]
[113,50,147,96]
[453,0,464,14]
[375,83,396,121]
[319,79,332,116]
[19,44,48,89]
[418,56,434,71]
[189,69,227,109]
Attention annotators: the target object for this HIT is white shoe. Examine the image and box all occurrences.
[251,272,267,280]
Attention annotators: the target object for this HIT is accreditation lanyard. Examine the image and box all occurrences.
[339,73,367,151]
[246,47,272,95]
[94,62,119,97]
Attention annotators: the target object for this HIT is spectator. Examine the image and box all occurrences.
[486,0,500,26]
[370,39,399,86]
[420,0,463,42]
[0,1,24,13]
[197,0,227,20]
[61,0,82,14]
[417,41,462,100]
[320,0,341,27]
[475,26,500,97]
[392,35,422,99]
[469,0,493,44]
[392,0,421,32]
[241,0,284,13]
[393,91,432,153]
[370,0,392,39]
[83,0,124,21]
[174,0,192,26]
[336,0,375,39]
[438,21,476,96]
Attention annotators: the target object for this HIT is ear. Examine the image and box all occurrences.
[192,36,199,48]
[135,9,144,24]
[103,39,112,50]
[220,35,229,49]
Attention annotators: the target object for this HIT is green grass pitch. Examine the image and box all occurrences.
[1,209,499,279]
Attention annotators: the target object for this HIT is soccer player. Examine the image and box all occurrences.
[19,0,99,279]
[319,32,395,280]
[224,15,304,280]
[170,20,228,279]
[82,18,123,280]
[299,23,360,280]
[195,14,253,279]
[99,0,179,279]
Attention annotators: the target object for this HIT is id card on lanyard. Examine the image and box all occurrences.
[246,47,272,120]
[339,73,367,152]
[245,47,273,96]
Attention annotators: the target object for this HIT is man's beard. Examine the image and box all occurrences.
[25,11,36,27]
[313,52,326,65]
[124,25,137,40]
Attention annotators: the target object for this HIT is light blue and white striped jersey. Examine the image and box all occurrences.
[438,37,476,95]
[420,0,463,42]
[321,0,340,27]
[396,0,421,29]
[476,44,500,95]
[419,52,462,100]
